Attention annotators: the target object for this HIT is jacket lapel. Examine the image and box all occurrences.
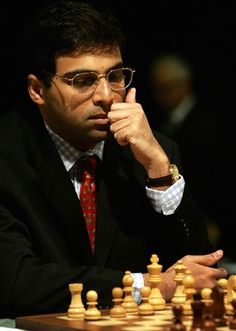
[23,110,93,263]
[38,150,94,263]
[94,138,127,266]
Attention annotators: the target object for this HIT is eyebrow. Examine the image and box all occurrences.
[62,62,124,78]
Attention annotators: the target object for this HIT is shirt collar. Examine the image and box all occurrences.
[45,124,104,172]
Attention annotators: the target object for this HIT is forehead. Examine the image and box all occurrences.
[55,49,123,74]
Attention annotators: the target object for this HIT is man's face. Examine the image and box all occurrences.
[37,48,126,151]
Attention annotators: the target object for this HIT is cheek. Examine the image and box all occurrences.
[46,82,80,108]
[54,91,84,115]
[42,90,78,121]
[65,95,83,112]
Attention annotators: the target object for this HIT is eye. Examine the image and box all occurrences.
[109,70,124,83]
[73,73,97,88]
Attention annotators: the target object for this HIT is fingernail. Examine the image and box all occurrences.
[219,268,228,276]
[215,249,223,258]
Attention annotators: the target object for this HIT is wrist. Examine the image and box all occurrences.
[146,164,180,188]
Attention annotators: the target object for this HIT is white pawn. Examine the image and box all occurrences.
[84,290,101,321]
[182,270,196,316]
[218,278,232,316]
[201,287,213,305]
[110,287,127,318]
[138,286,154,316]
[67,283,85,319]
[121,271,138,313]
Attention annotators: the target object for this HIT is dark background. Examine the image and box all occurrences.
[1,1,236,113]
[1,1,235,260]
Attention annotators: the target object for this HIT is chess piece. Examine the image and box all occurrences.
[170,304,186,331]
[147,254,166,310]
[229,298,236,329]
[182,269,196,316]
[190,295,205,331]
[201,287,216,331]
[218,278,232,316]
[226,275,236,316]
[121,271,138,313]
[110,287,127,318]
[203,301,216,331]
[201,287,213,306]
[84,290,101,320]
[171,260,187,305]
[67,283,85,319]
[211,285,227,327]
[138,286,154,316]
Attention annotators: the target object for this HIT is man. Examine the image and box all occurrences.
[0,1,226,318]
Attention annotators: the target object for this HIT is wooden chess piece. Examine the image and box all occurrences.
[203,301,216,331]
[226,275,236,302]
[182,270,196,316]
[67,283,85,319]
[229,298,236,329]
[121,271,138,313]
[190,294,205,331]
[218,278,232,316]
[84,290,101,321]
[171,260,187,305]
[211,284,227,327]
[147,254,166,310]
[138,286,154,316]
[110,287,127,318]
[170,304,186,331]
[226,275,236,316]
[201,287,213,306]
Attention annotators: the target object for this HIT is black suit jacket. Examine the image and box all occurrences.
[0,106,211,317]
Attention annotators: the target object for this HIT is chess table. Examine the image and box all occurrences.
[15,305,232,331]
[16,306,177,331]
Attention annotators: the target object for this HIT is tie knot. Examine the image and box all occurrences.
[79,156,97,180]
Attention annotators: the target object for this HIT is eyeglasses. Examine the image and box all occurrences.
[46,67,135,94]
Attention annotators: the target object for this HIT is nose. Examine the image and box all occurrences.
[92,77,113,108]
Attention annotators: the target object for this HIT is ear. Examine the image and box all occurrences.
[28,74,45,105]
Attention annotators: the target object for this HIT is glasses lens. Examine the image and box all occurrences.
[108,68,133,91]
[70,68,134,94]
[72,72,98,94]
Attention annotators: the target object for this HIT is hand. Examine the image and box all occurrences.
[108,88,170,178]
[143,249,228,301]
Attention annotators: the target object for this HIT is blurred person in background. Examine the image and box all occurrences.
[147,52,234,266]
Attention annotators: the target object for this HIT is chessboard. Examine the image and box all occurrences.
[15,305,231,331]
[15,255,236,331]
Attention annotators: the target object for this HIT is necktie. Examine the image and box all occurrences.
[79,156,97,253]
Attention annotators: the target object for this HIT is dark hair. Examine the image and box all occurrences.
[23,0,125,82]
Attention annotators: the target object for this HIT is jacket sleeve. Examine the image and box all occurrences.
[0,204,123,318]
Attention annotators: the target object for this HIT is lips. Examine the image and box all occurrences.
[89,114,109,125]
[91,113,107,119]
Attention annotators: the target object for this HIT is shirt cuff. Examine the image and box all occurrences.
[146,175,185,215]
[131,272,144,304]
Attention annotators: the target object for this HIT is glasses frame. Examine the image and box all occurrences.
[44,67,135,94]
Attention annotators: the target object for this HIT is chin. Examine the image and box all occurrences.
[94,129,110,142]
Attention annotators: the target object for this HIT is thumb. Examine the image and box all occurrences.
[209,249,224,264]
[183,249,224,268]
[125,87,136,103]
[194,249,224,267]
